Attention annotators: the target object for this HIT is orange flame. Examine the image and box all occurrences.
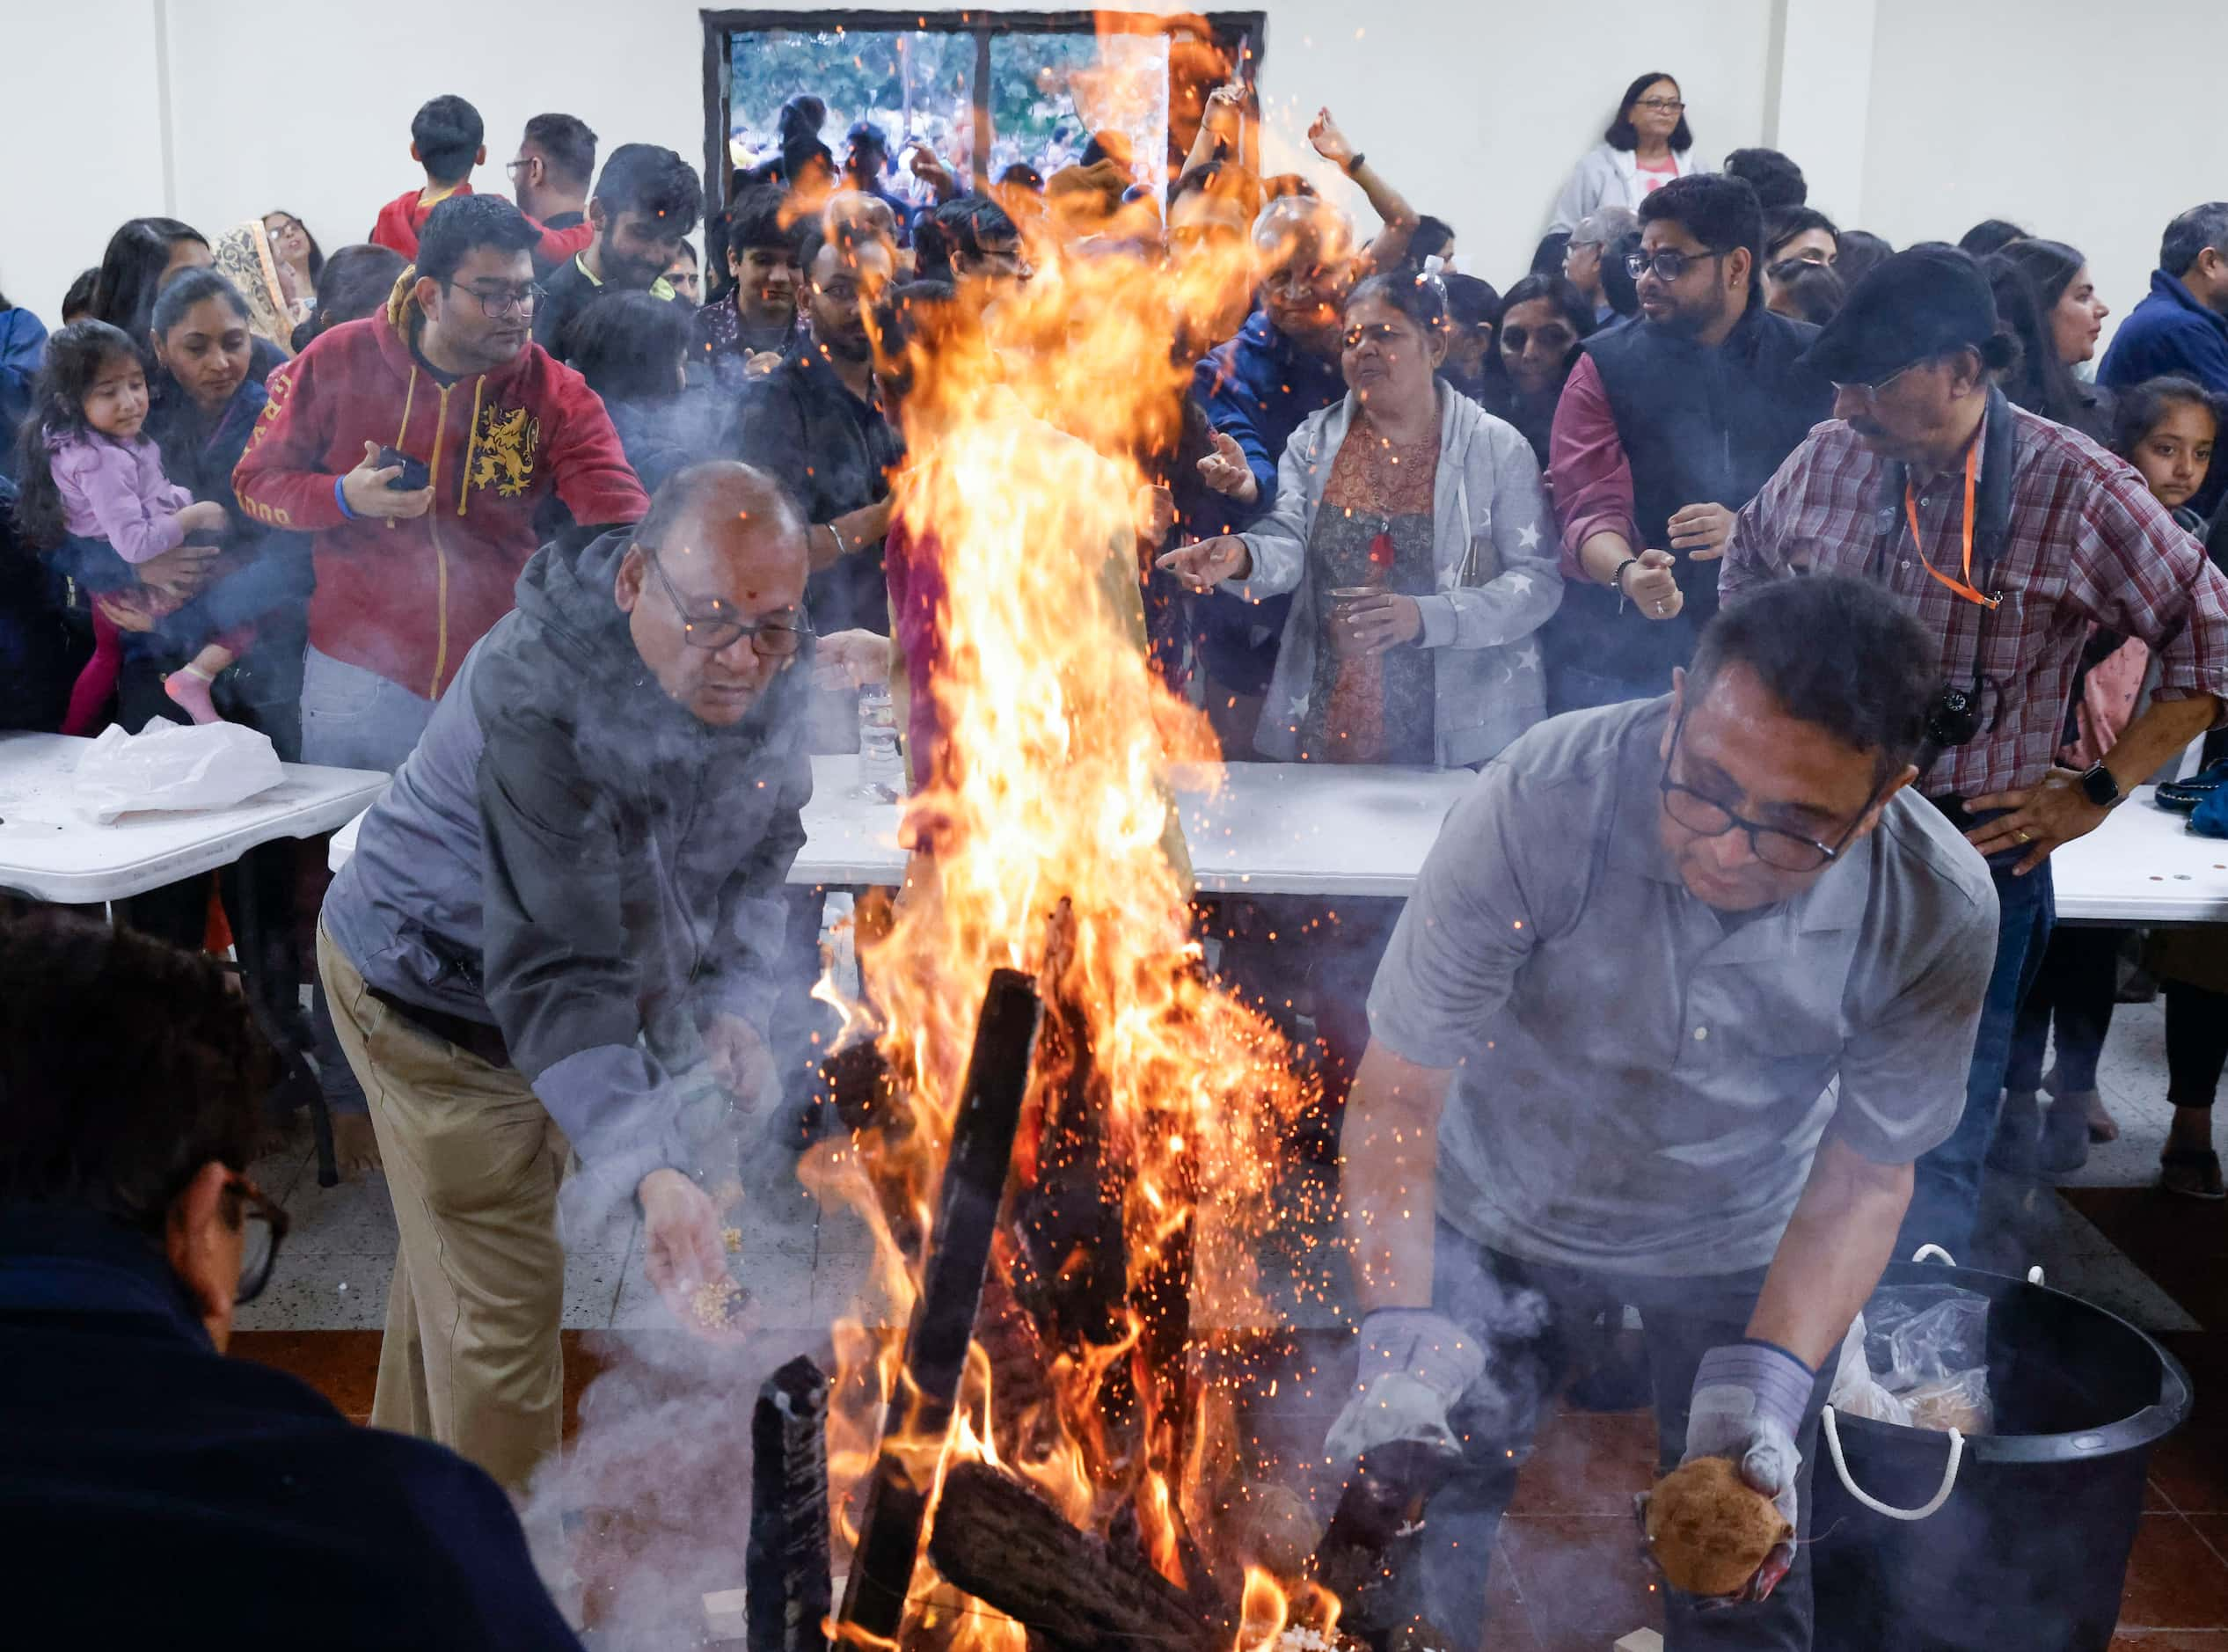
[803,25,1334,1648]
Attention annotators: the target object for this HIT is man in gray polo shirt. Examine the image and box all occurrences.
[1331,576,1996,1651]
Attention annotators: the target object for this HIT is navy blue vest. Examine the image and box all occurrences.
[1552,301,1831,699]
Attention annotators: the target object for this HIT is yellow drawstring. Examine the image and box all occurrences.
[457,376,486,516]
[396,365,417,450]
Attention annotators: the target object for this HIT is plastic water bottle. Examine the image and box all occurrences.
[856,685,903,801]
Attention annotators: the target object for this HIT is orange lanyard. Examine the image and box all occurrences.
[1903,441,1998,609]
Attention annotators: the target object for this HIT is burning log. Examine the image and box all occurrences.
[746,1356,831,1652]
[835,968,1044,1644]
[927,1459,1225,1652]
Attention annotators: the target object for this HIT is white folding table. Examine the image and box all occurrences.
[0,733,388,904]
[328,758,2228,924]
[2050,786,2228,925]
[332,756,1480,895]
[1,732,391,1187]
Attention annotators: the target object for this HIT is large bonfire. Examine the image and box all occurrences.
[798,89,1346,1652]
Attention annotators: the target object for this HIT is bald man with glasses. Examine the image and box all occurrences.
[318,463,813,1490]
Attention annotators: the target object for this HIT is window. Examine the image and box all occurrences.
[702,9,1263,210]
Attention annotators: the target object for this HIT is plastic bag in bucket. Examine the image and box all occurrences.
[74,722,285,823]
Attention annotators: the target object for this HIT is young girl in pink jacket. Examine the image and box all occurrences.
[14,320,236,730]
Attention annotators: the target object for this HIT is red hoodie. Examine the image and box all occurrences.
[368,182,474,258]
[232,301,647,701]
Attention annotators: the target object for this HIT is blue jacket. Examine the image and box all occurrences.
[0,1203,581,1649]
[323,524,811,1214]
[0,305,46,481]
[2099,271,2228,397]
[1189,311,1345,696]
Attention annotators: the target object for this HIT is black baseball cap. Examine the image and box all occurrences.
[1798,245,2000,385]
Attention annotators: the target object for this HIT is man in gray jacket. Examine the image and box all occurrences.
[317,461,813,1490]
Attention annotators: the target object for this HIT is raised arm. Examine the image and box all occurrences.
[1307,108,1420,269]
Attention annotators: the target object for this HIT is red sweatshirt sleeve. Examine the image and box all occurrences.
[531,218,595,268]
[232,346,348,532]
[544,368,652,527]
[1546,353,1639,579]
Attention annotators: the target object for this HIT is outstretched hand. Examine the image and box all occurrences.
[1196,430,1260,504]
[1157,535,1251,592]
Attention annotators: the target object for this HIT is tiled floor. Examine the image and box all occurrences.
[229,994,2228,1646]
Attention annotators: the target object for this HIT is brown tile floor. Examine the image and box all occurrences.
[233,1184,2224,1647]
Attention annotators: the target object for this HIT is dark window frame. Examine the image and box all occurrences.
[701,7,1267,209]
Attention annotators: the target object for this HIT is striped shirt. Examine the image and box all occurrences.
[1719,401,2228,799]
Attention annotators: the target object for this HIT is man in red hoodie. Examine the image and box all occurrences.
[369,94,486,259]
[237,191,648,1172]
[238,190,648,763]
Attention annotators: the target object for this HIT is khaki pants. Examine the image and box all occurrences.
[316,923,569,1492]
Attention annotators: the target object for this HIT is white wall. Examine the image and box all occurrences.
[1859,0,2228,353]
[4,0,2220,344]
[1,0,1773,324]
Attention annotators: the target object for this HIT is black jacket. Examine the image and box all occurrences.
[0,1206,581,1649]
[1564,301,1830,692]
[730,340,901,634]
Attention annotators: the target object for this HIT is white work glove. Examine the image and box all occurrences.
[1679,1339,1815,1602]
[1325,1308,1487,1469]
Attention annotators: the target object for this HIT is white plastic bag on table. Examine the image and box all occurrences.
[1828,1312,1914,1427]
[73,722,285,823]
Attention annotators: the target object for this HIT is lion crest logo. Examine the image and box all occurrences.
[470,404,540,498]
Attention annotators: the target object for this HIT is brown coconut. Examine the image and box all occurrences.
[1644,1457,1792,1597]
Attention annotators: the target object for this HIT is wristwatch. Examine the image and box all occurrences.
[2078,762,2122,808]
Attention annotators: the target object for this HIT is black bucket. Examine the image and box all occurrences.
[1810,1259,2192,1651]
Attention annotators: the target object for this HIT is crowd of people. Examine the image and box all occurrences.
[4,62,2228,1651]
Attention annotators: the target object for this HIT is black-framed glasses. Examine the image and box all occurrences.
[1829,357,1929,403]
[1625,247,1728,282]
[1659,707,1885,874]
[1635,97,1688,113]
[643,548,811,655]
[447,279,543,319]
[230,1180,289,1305]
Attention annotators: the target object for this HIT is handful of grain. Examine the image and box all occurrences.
[1643,1457,1790,1597]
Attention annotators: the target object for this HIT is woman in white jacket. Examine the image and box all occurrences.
[1547,71,1712,234]
[1158,271,1561,771]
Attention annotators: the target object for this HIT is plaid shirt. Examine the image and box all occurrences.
[1720,402,2228,799]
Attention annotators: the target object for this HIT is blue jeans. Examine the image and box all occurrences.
[302,647,438,1116]
[1399,1224,1834,1651]
[298,645,436,774]
[1899,853,2055,1259]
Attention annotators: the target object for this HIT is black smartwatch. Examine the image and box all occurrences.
[2078,762,2122,808]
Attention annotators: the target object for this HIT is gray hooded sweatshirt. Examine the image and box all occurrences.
[322,526,811,1210]
[1221,384,1564,770]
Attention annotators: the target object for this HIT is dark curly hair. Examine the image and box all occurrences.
[11,319,145,551]
[0,909,274,1235]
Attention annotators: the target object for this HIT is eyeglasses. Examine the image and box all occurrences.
[1829,357,1930,403]
[1625,247,1728,282]
[1635,97,1687,113]
[447,279,543,319]
[643,548,812,654]
[229,1180,289,1305]
[1659,707,1884,874]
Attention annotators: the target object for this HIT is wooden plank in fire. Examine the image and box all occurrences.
[746,1355,831,1652]
[833,967,1044,1645]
